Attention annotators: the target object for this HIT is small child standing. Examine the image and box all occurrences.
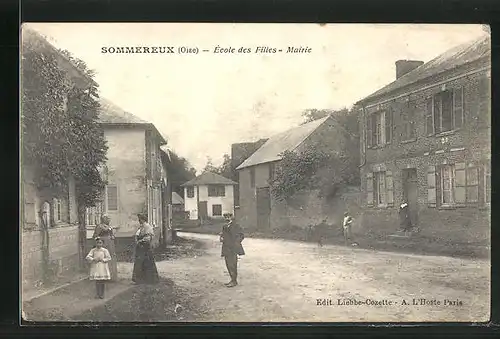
[342,212,354,245]
[86,237,111,299]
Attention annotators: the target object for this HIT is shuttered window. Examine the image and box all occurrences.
[366,116,373,148]
[366,173,374,207]
[465,164,479,203]
[426,98,434,136]
[385,109,393,144]
[386,170,394,206]
[441,165,454,205]
[427,166,437,207]
[453,87,464,129]
[485,164,491,204]
[107,185,118,211]
[186,187,195,198]
[454,162,466,204]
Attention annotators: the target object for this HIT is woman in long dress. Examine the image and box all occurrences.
[92,215,118,282]
[132,213,160,284]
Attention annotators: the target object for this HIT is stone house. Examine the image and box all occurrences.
[21,28,96,288]
[236,116,349,231]
[86,98,169,247]
[231,138,268,207]
[355,35,491,245]
[181,172,237,222]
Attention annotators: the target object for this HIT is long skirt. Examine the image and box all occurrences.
[100,236,118,282]
[132,243,160,284]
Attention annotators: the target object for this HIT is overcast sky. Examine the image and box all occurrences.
[24,23,487,171]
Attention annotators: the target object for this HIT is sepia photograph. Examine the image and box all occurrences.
[20,23,491,323]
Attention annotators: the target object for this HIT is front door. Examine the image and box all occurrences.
[198,201,208,224]
[256,187,271,230]
[402,168,418,226]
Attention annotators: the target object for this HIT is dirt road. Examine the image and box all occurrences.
[120,232,490,322]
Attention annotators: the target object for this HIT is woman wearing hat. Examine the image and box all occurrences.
[399,201,412,235]
[92,215,118,282]
[132,213,160,284]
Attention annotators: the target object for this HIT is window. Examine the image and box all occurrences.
[208,185,225,197]
[466,165,479,203]
[250,167,255,188]
[428,162,481,208]
[441,165,454,205]
[366,171,393,207]
[212,204,222,216]
[367,110,392,148]
[374,171,386,205]
[53,198,62,222]
[426,87,464,135]
[401,101,417,141]
[107,185,118,211]
[85,202,103,226]
[186,187,195,198]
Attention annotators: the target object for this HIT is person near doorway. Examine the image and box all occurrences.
[342,212,354,245]
[399,202,412,235]
[219,214,245,287]
[132,213,160,284]
[92,215,118,282]
[86,237,111,299]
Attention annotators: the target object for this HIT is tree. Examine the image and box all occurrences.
[165,150,197,195]
[202,156,220,173]
[22,37,108,269]
[270,107,361,202]
[217,154,233,179]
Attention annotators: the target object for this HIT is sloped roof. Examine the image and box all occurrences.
[236,116,331,170]
[172,192,184,204]
[357,35,491,104]
[98,97,149,124]
[181,171,237,186]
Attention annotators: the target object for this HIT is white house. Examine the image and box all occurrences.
[181,171,237,221]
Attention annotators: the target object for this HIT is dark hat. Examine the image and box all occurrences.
[137,213,148,222]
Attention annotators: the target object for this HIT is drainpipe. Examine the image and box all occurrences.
[359,104,367,168]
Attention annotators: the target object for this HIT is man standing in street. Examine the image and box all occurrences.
[220,214,245,288]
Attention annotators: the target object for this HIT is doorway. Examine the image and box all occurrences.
[402,168,419,227]
[198,201,208,224]
[256,187,271,230]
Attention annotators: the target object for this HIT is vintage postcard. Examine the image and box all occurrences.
[20,23,491,323]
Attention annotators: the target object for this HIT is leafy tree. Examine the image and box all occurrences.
[202,156,220,173]
[22,35,108,268]
[270,107,360,202]
[217,154,233,179]
[165,150,197,195]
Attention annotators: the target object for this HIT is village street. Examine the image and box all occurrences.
[118,232,490,322]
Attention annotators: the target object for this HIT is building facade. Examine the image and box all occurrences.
[181,172,237,222]
[237,116,348,231]
[85,98,169,247]
[21,28,95,288]
[356,36,491,245]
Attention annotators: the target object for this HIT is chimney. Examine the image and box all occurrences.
[395,60,424,79]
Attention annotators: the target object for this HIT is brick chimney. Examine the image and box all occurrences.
[395,60,424,79]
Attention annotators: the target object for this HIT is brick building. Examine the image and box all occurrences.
[236,116,349,231]
[21,28,96,289]
[86,98,170,247]
[355,35,491,245]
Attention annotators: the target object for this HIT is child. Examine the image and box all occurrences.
[86,237,112,299]
[342,212,354,245]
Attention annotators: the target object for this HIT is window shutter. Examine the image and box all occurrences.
[386,171,394,206]
[453,87,464,129]
[366,115,373,148]
[454,162,466,204]
[426,98,434,136]
[385,109,393,144]
[366,173,374,207]
[427,166,437,207]
[465,164,479,203]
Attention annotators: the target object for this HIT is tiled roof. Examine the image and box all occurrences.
[181,171,237,186]
[98,97,149,124]
[236,116,331,170]
[172,192,184,204]
[358,35,491,104]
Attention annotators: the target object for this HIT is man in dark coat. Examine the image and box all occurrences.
[220,215,245,287]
